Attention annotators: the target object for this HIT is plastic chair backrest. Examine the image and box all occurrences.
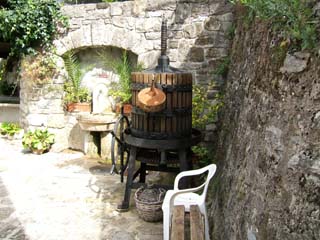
[173,164,217,200]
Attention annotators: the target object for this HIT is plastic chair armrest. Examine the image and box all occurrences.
[174,165,213,190]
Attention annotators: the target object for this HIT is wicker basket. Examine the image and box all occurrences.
[134,186,166,222]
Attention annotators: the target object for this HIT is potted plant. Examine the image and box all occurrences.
[0,122,10,138]
[0,122,22,139]
[63,51,92,112]
[101,50,135,115]
[22,128,55,154]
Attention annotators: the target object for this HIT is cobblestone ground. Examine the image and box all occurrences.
[0,138,162,240]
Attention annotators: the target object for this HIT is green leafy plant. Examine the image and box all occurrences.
[213,57,230,78]
[0,59,6,82]
[0,0,68,57]
[192,85,223,130]
[21,51,57,86]
[231,0,318,51]
[0,122,21,137]
[63,51,91,104]
[100,50,134,104]
[192,145,212,167]
[22,128,55,153]
[192,85,224,166]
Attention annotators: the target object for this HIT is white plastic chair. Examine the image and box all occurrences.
[162,164,217,240]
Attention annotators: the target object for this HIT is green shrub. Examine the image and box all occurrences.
[22,128,55,152]
[192,85,223,130]
[63,51,92,104]
[0,122,21,136]
[231,0,318,51]
[191,85,224,166]
[100,51,134,104]
[0,0,68,56]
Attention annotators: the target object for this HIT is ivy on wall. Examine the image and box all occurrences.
[0,0,68,57]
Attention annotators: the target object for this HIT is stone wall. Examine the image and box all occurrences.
[56,0,233,86]
[209,7,320,240]
[19,55,71,151]
[19,0,233,153]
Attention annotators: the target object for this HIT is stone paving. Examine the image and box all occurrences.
[0,138,163,240]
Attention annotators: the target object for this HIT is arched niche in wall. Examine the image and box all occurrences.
[67,46,138,113]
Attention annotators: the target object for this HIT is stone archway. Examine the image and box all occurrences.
[54,2,162,69]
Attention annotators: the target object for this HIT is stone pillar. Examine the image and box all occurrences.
[19,54,68,152]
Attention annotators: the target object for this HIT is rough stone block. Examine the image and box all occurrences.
[50,128,70,152]
[110,3,123,16]
[189,47,205,62]
[192,3,211,17]
[204,131,215,142]
[61,35,75,52]
[168,49,179,62]
[168,30,184,39]
[215,12,234,22]
[206,47,228,59]
[112,16,129,28]
[95,8,111,19]
[178,39,195,61]
[96,2,110,10]
[145,32,161,40]
[205,17,222,31]
[153,40,161,50]
[146,11,163,18]
[136,17,161,32]
[53,40,67,56]
[47,114,66,129]
[280,52,310,74]
[211,3,234,15]
[43,86,63,100]
[121,1,134,16]
[133,37,154,54]
[138,51,159,69]
[169,40,179,49]
[146,0,176,11]
[100,24,114,46]
[221,21,234,32]
[206,123,217,131]
[92,22,108,45]
[26,114,48,127]
[175,3,191,23]
[183,22,204,39]
[81,25,93,47]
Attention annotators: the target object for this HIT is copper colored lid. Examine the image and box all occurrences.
[137,80,166,113]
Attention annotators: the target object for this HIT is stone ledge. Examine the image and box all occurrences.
[0,103,19,108]
[0,96,19,104]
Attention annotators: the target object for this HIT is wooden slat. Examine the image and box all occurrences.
[160,73,167,133]
[131,71,193,138]
[166,73,173,134]
[190,205,204,240]
[171,205,185,240]
[131,72,136,106]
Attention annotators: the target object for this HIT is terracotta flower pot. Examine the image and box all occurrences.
[67,102,91,113]
[31,149,45,155]
[115,103,132,116]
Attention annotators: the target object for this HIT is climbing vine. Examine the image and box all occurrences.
[0,0,68,57]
